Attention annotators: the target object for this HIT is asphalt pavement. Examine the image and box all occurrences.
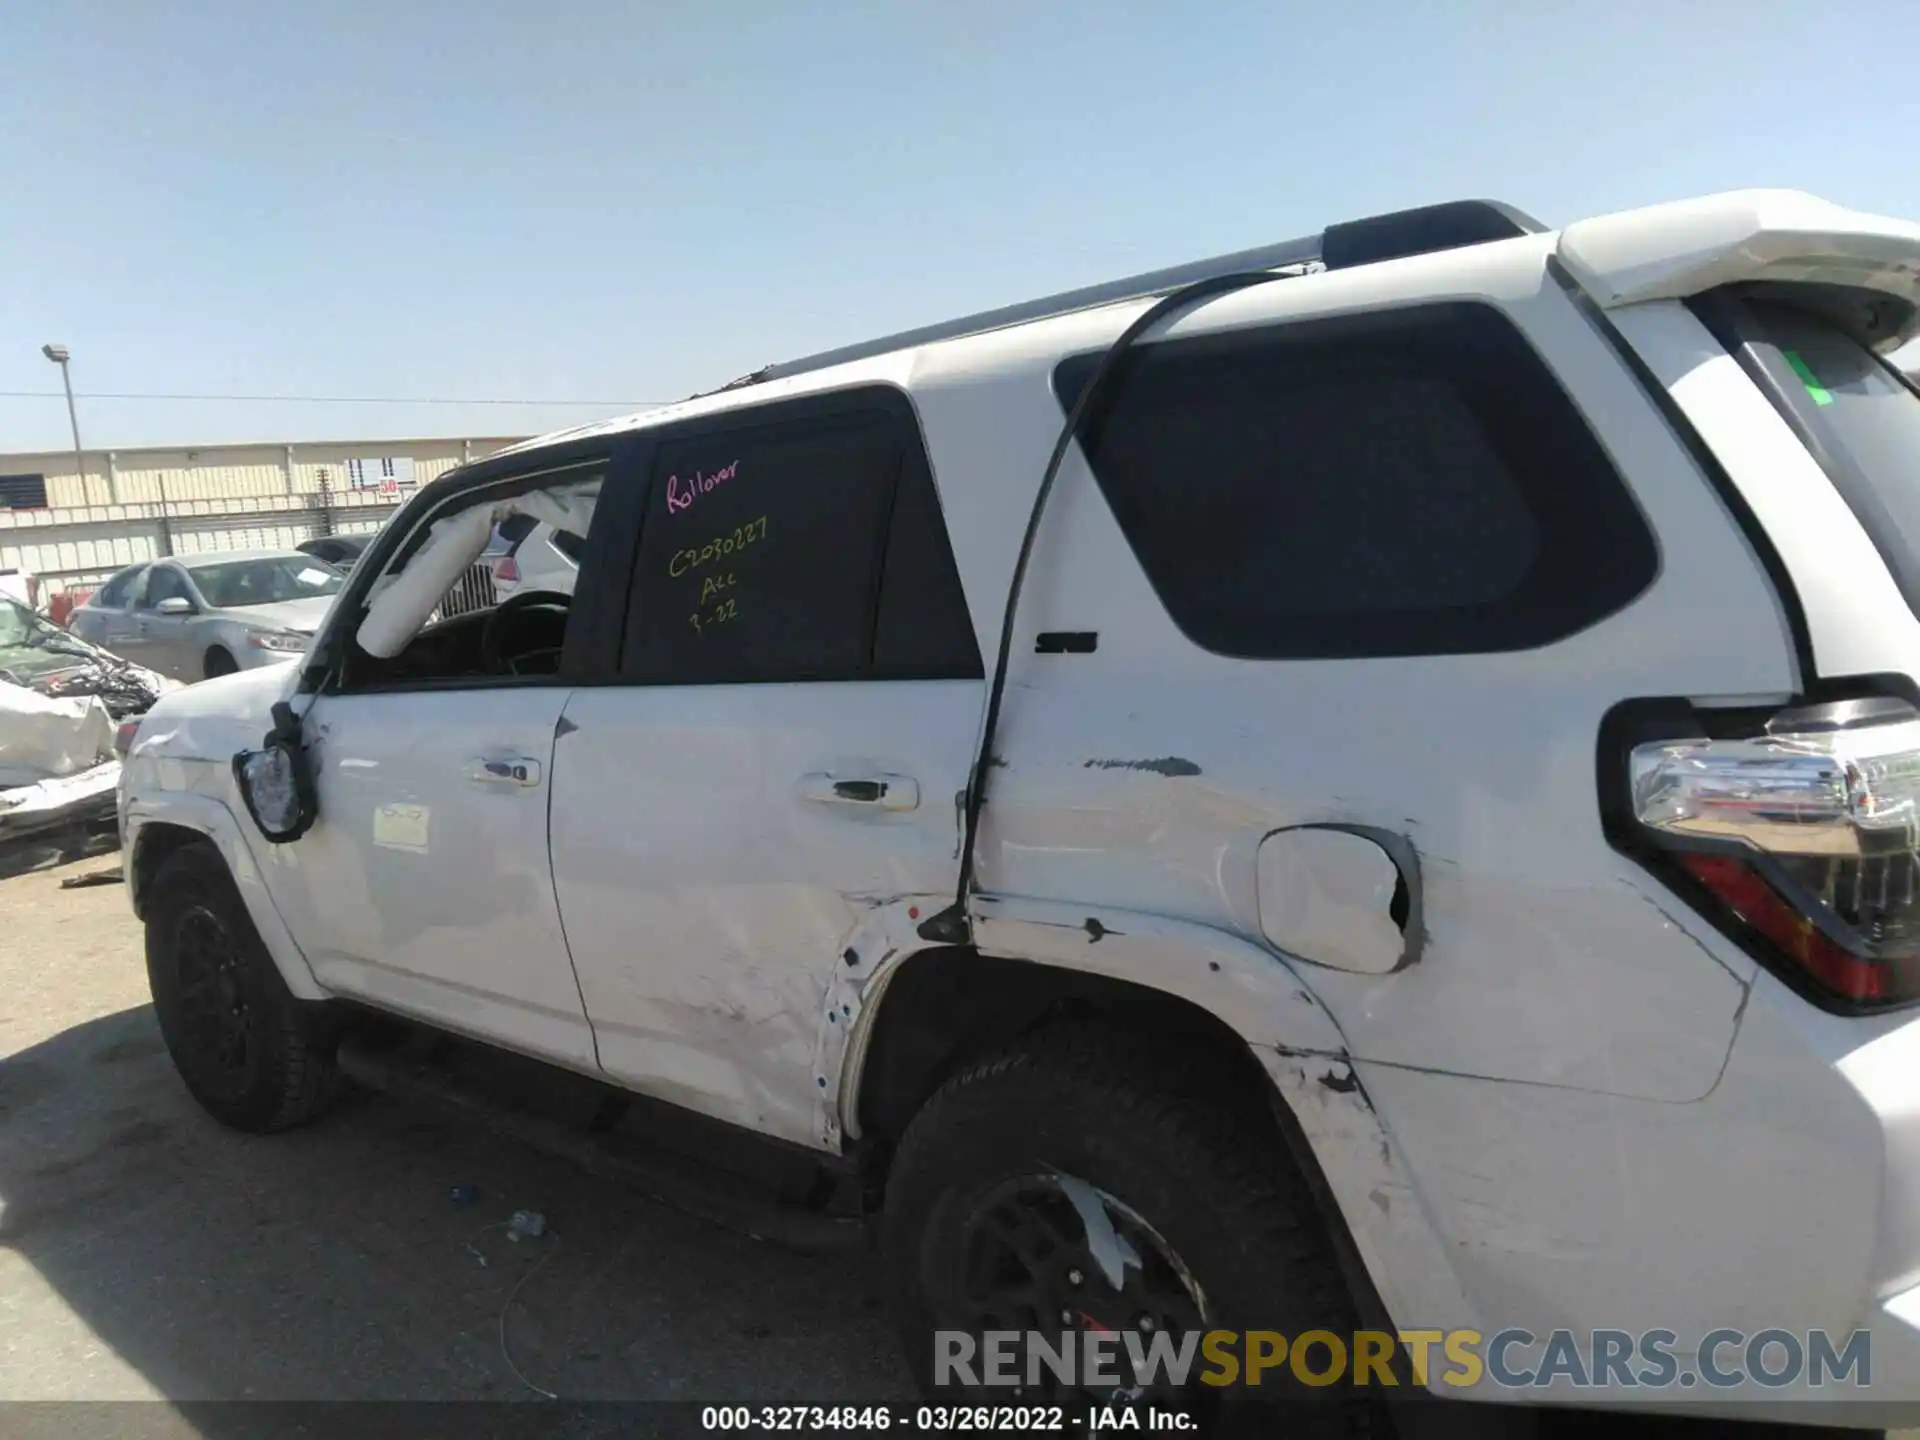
[0,847,910,1413]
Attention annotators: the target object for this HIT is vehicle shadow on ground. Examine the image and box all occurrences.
[0,1004,908,1417]
[0,1005,1885,1440]
[0,820,118,883]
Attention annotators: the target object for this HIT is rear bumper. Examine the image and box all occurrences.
[1605,1286,1920,1428]
[1329,961,1920,1424]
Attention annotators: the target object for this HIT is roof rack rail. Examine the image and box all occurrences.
[706,198,1544,394]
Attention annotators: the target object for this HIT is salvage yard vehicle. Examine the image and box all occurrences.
[0,593,171,721]
[70,549,345,683]
[119,189,1920,1433]
[0,593,173,840]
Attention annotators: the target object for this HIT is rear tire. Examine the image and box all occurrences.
[144,843,340,1132]
[881,1022,1386,1438]
[203,647,238,679]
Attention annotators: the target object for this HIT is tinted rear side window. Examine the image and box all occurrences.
[622,396,981,684]
[1055,302,1658,659]
[92,565,144,608]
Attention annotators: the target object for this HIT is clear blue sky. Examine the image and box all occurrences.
[2,0,1916,453]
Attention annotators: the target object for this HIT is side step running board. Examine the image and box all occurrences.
[335,1036,869,1256]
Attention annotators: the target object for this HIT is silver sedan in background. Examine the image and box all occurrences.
[68,549,345,683]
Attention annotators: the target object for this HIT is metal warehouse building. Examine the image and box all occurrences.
[0,434,525,596]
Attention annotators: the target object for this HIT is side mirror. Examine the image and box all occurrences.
[232,701,318,843]
[154,596,195,616]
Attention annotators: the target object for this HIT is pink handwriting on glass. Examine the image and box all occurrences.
[665,460,740,517]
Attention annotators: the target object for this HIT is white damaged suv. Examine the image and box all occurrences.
[120,190,1920,1432]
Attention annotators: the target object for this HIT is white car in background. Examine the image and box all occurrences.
[484,515,582,599]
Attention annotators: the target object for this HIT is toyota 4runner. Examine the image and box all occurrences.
[119,189,1920,1433]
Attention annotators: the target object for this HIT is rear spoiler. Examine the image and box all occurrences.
[1557,189,1920,353]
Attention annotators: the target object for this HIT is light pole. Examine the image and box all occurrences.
[40,344,86,495]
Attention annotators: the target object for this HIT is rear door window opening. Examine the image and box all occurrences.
[617,392,981,686]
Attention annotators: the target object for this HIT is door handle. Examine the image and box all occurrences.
[798,772,919,812]
[467,756,542,787]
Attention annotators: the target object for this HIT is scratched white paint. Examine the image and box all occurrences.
[1255,828,1407,976]
[1355,978,1920,1412]
[963,896,1483,1356]
[821,896,955,1148]
[548,682,982,1147]
[117,189,1920,1421]
[118,662,330,1001]
[273,685,597,1072]
[936,250,1783,1103]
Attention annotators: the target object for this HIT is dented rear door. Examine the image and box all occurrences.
[549,389,984,1149]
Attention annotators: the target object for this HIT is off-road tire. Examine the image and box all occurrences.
[882,1021,1387,1438]
[203,647,238,679]
[145,842,340,1132]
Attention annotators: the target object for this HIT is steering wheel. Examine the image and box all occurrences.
[480,589,572,676]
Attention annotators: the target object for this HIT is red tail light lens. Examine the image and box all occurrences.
[493,556,520,584]
[1675,854,1920,1004]
[114,718,141,757]
[1632,709,1920,1010]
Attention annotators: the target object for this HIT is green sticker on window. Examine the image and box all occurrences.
[1783,349,1834,407]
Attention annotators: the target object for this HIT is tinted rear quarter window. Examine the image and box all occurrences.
[1055,302,1659,659]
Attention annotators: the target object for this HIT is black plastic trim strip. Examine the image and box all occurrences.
[1321,199,1545,271]
[562,434,653,683]
[1034,631,1097,654]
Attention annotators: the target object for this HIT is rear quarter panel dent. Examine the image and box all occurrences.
[958,897,1482,1343]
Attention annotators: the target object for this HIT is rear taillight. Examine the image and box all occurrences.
[115,718,141,757]
[492,555,520,584]
[1630,705,1920,1008]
